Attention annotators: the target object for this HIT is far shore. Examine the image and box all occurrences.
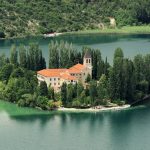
[1,25,150,40]
[65,26,150,35]
[57,105,131,112]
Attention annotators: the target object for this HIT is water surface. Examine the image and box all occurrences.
[1,34,150,150]
[0,101,150,150]
[0,34,150,64]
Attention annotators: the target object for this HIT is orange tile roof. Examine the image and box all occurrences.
[69,64,85,73]
[37,64,85,79]
[61,73,77,81]
[37,69,67,77]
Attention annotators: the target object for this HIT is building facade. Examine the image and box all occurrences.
[37,51,92,91]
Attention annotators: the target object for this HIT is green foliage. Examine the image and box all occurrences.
[1,0,150,38]
[39,81,48,97]
[61,82,67,106]
[1,41,150,110]
[49,41,81,69]
[11,68,24,78]
[97,74,109,100]
[0,64,14,82]
[10,45,18,66]
[37,96,48,110]
[109,48,124,100]
[89,80,97,104]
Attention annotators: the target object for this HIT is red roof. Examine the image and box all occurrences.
[61,73,77,80]
[37,64,85,79]
[69,64,85,73]
[37,69,67,77]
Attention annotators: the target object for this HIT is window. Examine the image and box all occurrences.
[50,78,51,81]
[58,78,60,80]
[86,59,88,63]
[54,83,56,85]
[89,59,91,63]
[58,83,60,85]
[71,80,73,82]
[54,78,56,81]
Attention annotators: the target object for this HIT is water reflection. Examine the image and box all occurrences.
[1,34,150,48]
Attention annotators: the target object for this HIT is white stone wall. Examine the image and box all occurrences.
[37,73,77,92]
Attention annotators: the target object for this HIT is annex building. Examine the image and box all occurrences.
[37,51,92,91]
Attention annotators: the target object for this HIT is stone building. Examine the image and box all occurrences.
[37,51,92,91]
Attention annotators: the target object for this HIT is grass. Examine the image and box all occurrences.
[2,25,150,40]
[65,25,150,35]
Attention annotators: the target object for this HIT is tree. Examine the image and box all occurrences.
[109,48,125,101]
[37,96,48,109]
[77,82,84,98]
[0,54,7,69]
[89,80,97,105]
[19,45,27,68]
[11,68,24,78]
[85,74,92,83]
[0,64,14,82]
[61,82,67,106]
[122,59,135,103]
[67,84,74,104]
[10,45,18,66]
[97,74,109,100]
[48,86,55,100]
[0,31,5,38]
[133,54,145,83]
[39,81,48,97]
[49,41,59,68]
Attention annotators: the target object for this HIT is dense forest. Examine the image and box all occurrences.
[0,41,150,110]
[0,0,150,38]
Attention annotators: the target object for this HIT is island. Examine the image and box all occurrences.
[0,41,149,111]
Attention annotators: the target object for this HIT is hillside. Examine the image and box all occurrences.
[0,0,150,38]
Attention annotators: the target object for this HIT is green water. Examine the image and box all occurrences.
[1,34,150,150]
[0,100,150,150]
[1,34,150,64]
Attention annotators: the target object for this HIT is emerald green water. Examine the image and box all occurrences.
[1,34,150,150]
[0,100,150,150]
[1,34,150,64]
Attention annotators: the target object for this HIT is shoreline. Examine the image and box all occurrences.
[57,105,131,112]
[1,26,150,40]
[65,26,150,35]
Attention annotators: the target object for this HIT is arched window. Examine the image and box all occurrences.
[89,59,91,63]
[86,59,88,63]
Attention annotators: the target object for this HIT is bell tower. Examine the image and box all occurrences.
[83,50,92,76]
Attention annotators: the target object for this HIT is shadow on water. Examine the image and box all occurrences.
[1,100,150,131]
[1,34,150,48]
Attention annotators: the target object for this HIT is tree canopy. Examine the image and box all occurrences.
[1,0,150,38]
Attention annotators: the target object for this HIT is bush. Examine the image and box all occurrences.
[0,31,5,38]
[18,99,25,107]
[72,99,81,108]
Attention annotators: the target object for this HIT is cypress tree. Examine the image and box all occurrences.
[39,81,48,97]
[61,82,67,106]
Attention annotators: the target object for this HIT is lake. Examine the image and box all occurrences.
[0,34,150,64]
[0,100,150,150]
[1,33,150,150]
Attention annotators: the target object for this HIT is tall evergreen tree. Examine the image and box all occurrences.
[109,48,124,100]
[10,44,18,66]
[39,81,48,97]
[61,82,67,106]
[19,45,27,68]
